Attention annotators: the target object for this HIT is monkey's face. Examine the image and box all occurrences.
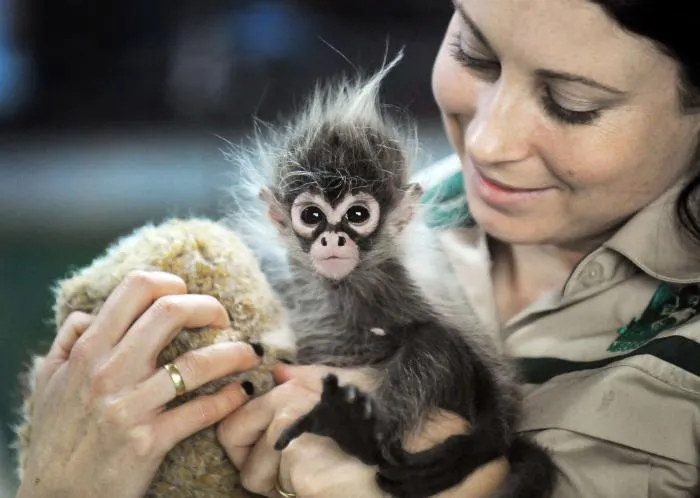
[262,184,422,282]
[289,191,380,280]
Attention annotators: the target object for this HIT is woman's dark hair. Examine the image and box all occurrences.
[589,0,700,246]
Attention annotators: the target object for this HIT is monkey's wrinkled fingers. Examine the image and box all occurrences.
[274,411,315,450]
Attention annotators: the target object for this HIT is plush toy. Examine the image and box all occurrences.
[15,217,295,498]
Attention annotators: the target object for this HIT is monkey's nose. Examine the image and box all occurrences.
[320,233,348,248]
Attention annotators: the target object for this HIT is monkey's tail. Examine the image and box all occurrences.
[494,435,557,498]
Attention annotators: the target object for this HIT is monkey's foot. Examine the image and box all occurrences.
[376,433,505,498]
[274,374,384,466]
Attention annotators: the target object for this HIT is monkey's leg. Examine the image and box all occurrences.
[371,322,516,498]
[274,374,385,466]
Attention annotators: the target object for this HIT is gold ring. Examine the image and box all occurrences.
[275,479,296,498]
[164,363,186,396]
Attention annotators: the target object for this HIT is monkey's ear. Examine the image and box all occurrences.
[388,183,423,232]
[259,187,290,232]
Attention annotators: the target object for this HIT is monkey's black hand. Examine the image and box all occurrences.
[274,374,385,466]
[376,432,505,498]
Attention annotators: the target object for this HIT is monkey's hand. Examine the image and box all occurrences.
[274,373,386,466]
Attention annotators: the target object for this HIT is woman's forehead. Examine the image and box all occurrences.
[457,0,675,93]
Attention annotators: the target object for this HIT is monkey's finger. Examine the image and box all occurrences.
[131,341,260,411]
[274,414,313,450]
[151,381,249,456]
[83,271,187,352]
[111,293,231,381]
[35,312,93,393]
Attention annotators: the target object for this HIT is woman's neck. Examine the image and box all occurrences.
[489,238,595,326]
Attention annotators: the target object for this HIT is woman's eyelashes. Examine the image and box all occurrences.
[449,35,500,76]
[541,87,601,125]
[448,32,603,126]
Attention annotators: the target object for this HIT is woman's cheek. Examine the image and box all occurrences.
[433,59,478,158]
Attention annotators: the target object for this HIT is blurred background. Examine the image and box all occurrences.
[0,0,455,493]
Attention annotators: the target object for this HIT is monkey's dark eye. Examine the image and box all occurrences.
[345,205,371,224]
[300,206,325,225]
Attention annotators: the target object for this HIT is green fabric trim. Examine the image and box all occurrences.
[518,335,700,384]
[421,170,475,229]
[608,282,700,352]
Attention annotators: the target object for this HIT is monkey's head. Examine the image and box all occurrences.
[260,122,423,282]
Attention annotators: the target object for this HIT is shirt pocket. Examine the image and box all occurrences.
[517,354,700,467]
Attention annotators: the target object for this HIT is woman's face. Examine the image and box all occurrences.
[433,0,700,248]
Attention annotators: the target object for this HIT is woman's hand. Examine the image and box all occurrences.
[16,270,261,498]
[218,364,509,497]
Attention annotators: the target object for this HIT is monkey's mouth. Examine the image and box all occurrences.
[314,256,358,280]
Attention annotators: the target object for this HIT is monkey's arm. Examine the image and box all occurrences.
[277,321,520,498]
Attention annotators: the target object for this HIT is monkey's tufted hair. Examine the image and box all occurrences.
[14,218,294,498]
[227,51,433,289]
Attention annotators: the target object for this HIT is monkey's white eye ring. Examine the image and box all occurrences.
[300,206,325,225]
[345,205,371,225]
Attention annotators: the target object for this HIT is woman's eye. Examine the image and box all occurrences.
[449,33,501,77]
[345,205,371,224]
[300,206,325,225]
[541,88,601,126]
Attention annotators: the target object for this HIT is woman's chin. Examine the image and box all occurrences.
[468,198,554,246]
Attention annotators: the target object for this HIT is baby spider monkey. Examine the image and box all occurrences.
[233,53,556,498]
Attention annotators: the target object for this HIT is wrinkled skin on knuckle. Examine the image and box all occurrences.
[68,335,99,368]
[126,424,160,459]
[100,395,135,430]
[196,394,225,426]
[152,294,186,322]
[88,362,118,398]
[218,384,246,411]
[179,348,213,382]
[123,270,160,293]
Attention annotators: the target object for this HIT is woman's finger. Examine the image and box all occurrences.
[82,271,187,352]
[111,293,231,376]
[217,381,317,468]
[35,312,93,393]
[48,311,94,362]
[151,381,251,457]
[128,341,261,411]
[239,399,318,496]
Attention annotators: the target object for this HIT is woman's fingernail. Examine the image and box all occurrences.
[241,381,255,396]
[250,342,264,357]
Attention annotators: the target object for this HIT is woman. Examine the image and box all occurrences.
[16,0,700,496]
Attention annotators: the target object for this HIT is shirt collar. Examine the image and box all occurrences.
[421,155,700,284]
[603,180,700,284]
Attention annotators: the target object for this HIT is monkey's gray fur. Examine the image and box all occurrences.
[227,52,556,498]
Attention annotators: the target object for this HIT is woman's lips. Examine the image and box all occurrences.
[474,169,555,206]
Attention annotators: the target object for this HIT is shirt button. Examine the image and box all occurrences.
[581,261,605,286]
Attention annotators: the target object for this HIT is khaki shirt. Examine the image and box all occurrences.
[417,155,700,498]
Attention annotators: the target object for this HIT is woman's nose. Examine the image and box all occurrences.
[465,83,532,167]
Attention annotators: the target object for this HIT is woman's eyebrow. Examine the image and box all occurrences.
[450,0,495,53]
[536,69,626,95]
[450,0,626,95]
